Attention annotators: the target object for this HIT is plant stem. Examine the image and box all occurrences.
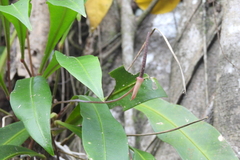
[20,58,32,77]
[26,31,35,76]
[128,29,155,72]
[58,150,85,160]
[52,87,134,108]
[136,0,160,27]
[0,108,11,115]
[139,31,151,78]
[127,118,207,136]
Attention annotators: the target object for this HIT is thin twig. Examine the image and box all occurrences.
[52,135,60,160]
[127,42,145,71]
[52,69,61,102]
[202,0,209,106]
[26,32,35,76]
[139,31,151,78]
[127,118,207,136]
[58,150,85,160]
[61,68,65,110]
[52,87,134,108]
[60,133,75,146]
[154,28,186,93]
[57,103,74,120]
[20,59,32,77]
[2,115,12,127]
[136,0,160,27]
[0,108,11,116]
[127,29,155,71]
[174,1,202,44]
[7,48,11,96]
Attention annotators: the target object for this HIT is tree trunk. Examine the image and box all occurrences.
[213,0,240,157]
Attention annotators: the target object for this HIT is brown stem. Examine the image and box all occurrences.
[26,32,35,76]
[139,31,151,78]
[136,0,160,27]
[52,87,134,108]
[127,118,207,136]
[52,135,60,160]
[7,59,11,95]
[20,58,32,77]
[128,29,155,72]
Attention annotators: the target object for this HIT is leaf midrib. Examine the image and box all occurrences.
[84,96,107,159]
[93,105,107,159]
[29,78,46,144]
[73,56,103,99]
[139,103,209,159]
[3,128,27,145]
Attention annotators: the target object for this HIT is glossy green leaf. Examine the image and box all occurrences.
[0,0,32,30]
[39,2,78,73]
[0,0,32,55]
[55,51,104,101]
[107,66,167,110]
[42,53,60,78]
[47,0,86,17]
[0,145,46,160]
[65,104,82,125]
[130,146,155,160]
[135,99,238,160]
[0,0,9,5]
[0,0,10,79]
[0,46,8,96]
[55,120,82,138]
[0,121,29,145]
[10,76,54,155]
[1,15,10,54]
[0,74,8,96]
[80,96,129,160]
[0,31,17,97]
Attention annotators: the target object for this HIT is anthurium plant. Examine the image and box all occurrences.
[0,0,237,159]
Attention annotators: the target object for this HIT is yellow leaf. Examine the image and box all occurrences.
[85,0,113,31]
[135,0,180,14]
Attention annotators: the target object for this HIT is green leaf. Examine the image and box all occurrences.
[39,2,78,73]
[0,46,8,96]
[47,0,86,17]
[10,76,54,155]
[0,0,32,56]
[107,66,167,110]
[0,0,32,30]
[0,31,17,97]
[0,73,8,96]
[130,146,155,160]
[42,53,60,78]
[135,99,238,160]
[0,0,9,5]
[0,0,11,80]
[55,120,82,138]
[65,103,82,125]
[0,121,29,145]
[80,96,129,160]
[55,51,104,101]
[0,145,46,160]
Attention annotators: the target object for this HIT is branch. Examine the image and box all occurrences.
[127,117,207,136]
[136,0,160,27]
[52,87,134,108]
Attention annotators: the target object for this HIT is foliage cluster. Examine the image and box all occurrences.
[0,0,238,160]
